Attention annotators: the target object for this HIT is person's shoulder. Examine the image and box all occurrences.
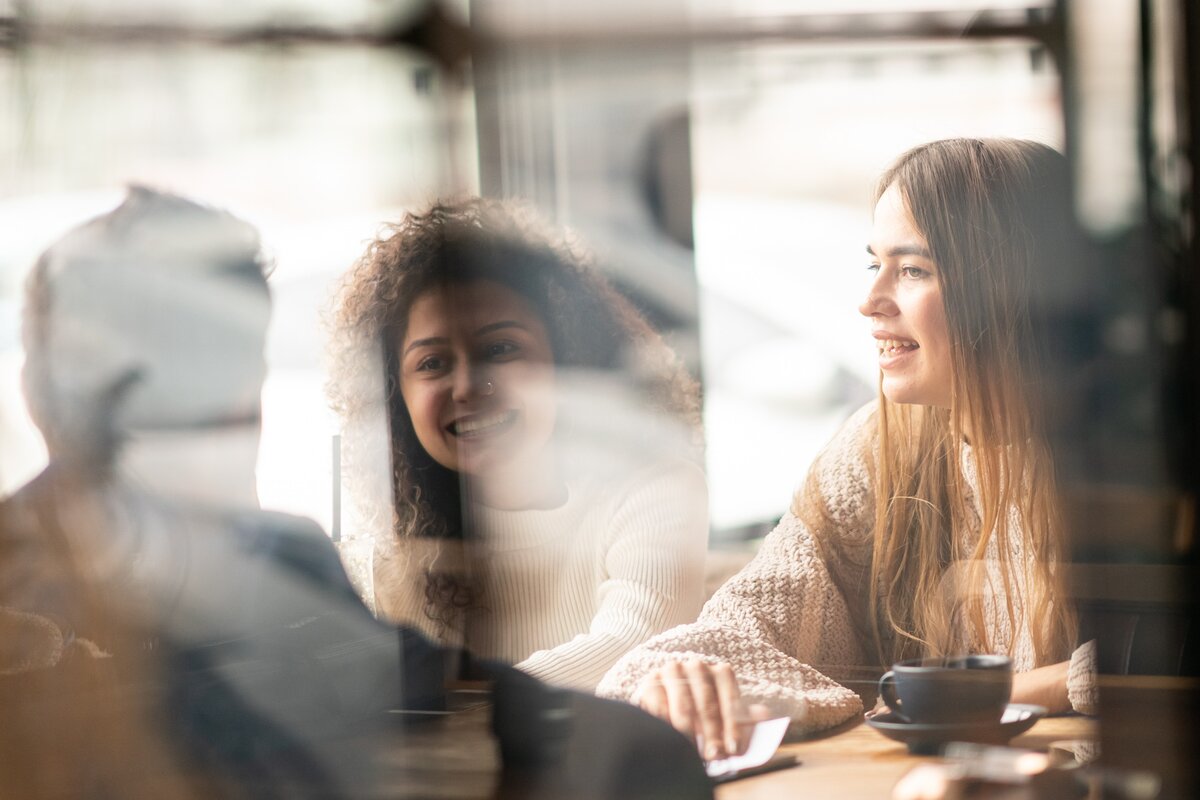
[816,398,883,462]
[628,455,708,489]
[793,400,879,527]
[231,508,328,537]
[0,474,79,615]
[601,456,709,512]
[0,469,59,538]
[566,457,708,548]
[226,510,357,594]
[809,400,879,479]
[829,399,880,449]
[228,509,333,553]
[566,451,706,501]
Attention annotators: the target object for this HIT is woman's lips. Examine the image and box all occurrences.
[448,409,519,439]
[876,337,919,368]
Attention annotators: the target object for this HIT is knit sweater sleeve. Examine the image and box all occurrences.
[1066,639,1098,715]
[516,460,708,691]
[596,405,877,734]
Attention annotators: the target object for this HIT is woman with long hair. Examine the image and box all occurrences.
[597,138,1095,759]
[328,198,708,690]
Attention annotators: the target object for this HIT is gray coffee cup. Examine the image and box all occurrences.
[877,655,1012,725]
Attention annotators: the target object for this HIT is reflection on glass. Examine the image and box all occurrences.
[1,188,410,796]
[329,198,708,690]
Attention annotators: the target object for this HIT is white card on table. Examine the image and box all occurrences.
[704,716,791,779]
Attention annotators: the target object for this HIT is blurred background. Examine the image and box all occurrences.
[0,0,1072,539]
[1,0,1197,794]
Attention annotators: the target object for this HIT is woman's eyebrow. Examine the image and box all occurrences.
[866,243,933,259]
[403,336,448,355]
[403,321,528,355]
[473,320,527,336]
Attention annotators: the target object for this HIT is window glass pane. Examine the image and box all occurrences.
[692,35,1061,531]
[0,38,477,540]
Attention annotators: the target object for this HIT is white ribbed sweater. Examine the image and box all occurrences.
[373,459,708,691]
[597,402,1097,732]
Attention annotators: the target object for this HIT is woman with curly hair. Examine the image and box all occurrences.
[328,198,708,691]
[598,138,1097,760]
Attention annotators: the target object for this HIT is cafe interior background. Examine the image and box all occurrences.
[1,0,1196,796]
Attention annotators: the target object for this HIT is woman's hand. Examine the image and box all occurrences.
[1011,660,1070,714]
[635,659,762,760]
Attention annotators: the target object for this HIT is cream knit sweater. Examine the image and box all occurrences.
[597,403,1097,732]
[374,458,708,691]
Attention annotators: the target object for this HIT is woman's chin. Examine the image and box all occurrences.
[880,380,950,409]
[458,457,515,483]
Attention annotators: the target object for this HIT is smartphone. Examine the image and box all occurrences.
[710,753,800,784]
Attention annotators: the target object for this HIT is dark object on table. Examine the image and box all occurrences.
[492,666,712,799]
[878,654,1013,725]
[710,753,800,785]
[865,703,1045,756]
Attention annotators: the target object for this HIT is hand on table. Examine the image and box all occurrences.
[1011,660,1070,714]
[635,659,771,760]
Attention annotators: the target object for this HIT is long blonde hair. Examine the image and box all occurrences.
[806,139,1077,667]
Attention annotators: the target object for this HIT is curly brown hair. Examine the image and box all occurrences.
[327,198,701,626]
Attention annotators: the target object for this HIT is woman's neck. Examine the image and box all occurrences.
[467,450,568,511]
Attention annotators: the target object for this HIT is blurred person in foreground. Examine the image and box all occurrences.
[328,198,708,691]
[598,138,1098,759]
[1,186,418,797]
[0,187,712,799]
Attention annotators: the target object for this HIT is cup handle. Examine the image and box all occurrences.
[878,670,906,720]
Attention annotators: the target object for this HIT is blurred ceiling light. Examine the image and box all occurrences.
[1068,0,1141,233]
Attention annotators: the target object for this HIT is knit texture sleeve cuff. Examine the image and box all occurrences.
[596,623,863,734]
[1066,639,1098,715]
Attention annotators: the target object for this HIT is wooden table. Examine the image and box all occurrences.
[368,685,1097,800]
[716,715,1098,800]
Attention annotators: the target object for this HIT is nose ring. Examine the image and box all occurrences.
[483,380,495,396]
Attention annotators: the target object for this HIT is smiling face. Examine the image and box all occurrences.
[859,184,953,408]
[398,279,557,481]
